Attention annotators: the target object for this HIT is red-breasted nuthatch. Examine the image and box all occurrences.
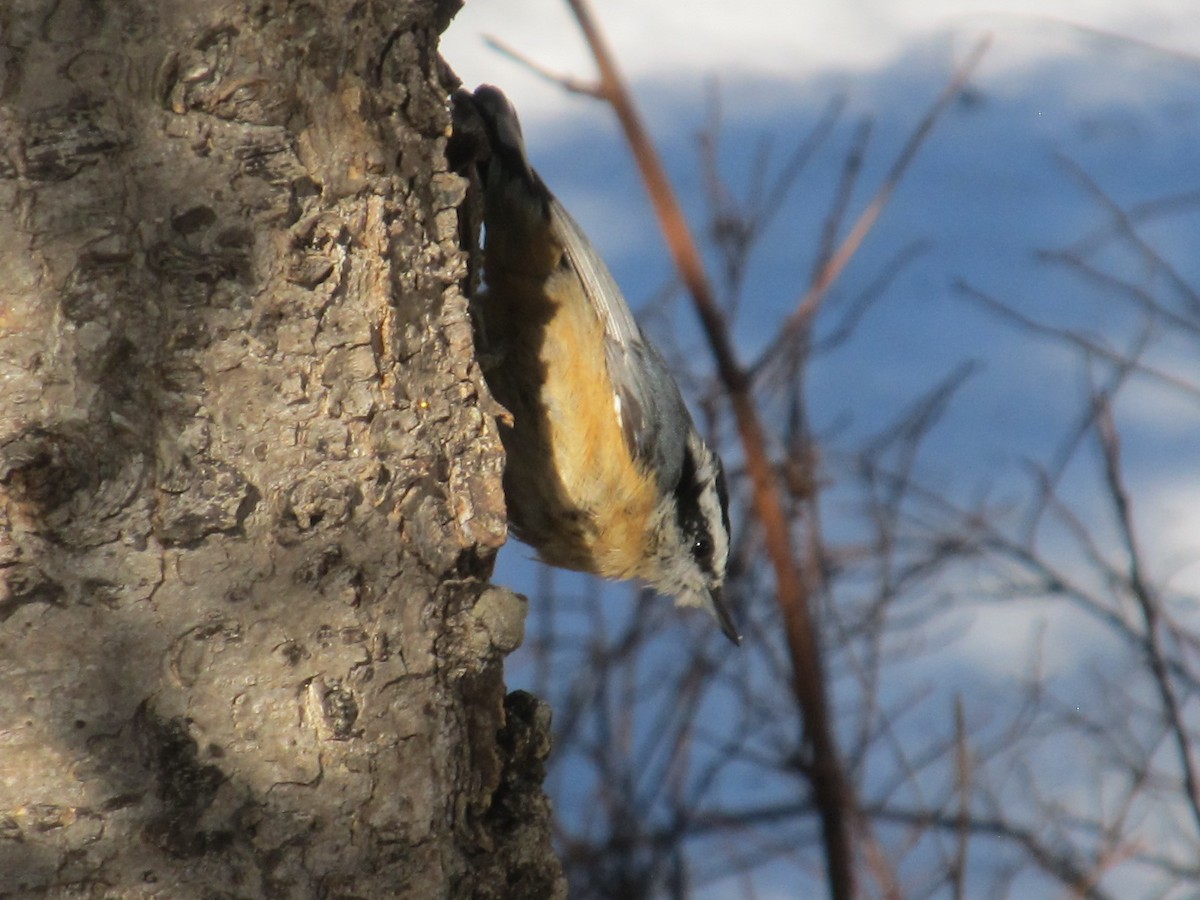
[451,85,740,645]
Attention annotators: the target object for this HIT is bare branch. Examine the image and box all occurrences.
[752,36,992,380]
[559,1,859,895]
[1093,393,1200,836]
[483,35,604,98]
[956,279,1200,400]
[1055,154,1200,317]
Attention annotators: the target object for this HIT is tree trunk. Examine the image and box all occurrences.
[0,0,563,896]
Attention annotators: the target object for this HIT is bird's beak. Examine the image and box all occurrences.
[707,586,742,646]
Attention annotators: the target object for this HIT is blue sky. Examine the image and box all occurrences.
[444,2,1200,894]
[446,0,1200,667]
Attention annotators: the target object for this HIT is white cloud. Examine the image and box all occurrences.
[443,0,1200,102]
[946,597,1108,680]
[1140,481,1200,599]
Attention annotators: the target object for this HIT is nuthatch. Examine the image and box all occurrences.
[451,85,740,645]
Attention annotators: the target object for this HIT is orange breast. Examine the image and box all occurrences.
[479,264,658,581]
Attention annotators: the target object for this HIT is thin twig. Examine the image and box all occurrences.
[1055,154,1200,317]
[751,36,992,381]
[483,35,603,98]
[1093,393,1200,837]
[559,0,857,895]
[952,698,971,900]
[957,279,1200,399]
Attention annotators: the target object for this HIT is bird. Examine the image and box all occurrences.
[450,84,739,645]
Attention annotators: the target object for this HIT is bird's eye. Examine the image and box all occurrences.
[693,535,713,562]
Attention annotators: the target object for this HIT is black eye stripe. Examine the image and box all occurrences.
[674,446,718,575]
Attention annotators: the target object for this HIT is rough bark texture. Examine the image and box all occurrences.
[0,0,564,896]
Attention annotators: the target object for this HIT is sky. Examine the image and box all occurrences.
[444,1,1200,116]
[444,0,1200,668]
[442,2,1200,895]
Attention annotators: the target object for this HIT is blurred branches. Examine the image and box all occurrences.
[482,4,1200,899]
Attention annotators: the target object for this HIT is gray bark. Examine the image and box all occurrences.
[0,0,563,896]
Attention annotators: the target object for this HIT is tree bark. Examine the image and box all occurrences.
[0,0,563,896]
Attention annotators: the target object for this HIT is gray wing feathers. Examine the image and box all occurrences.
[550,199,691,490]
[466,82,692,490]
[549,201,642,346]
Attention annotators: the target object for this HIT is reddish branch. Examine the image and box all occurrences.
[493,4,988,895]
[560,1,854,895]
